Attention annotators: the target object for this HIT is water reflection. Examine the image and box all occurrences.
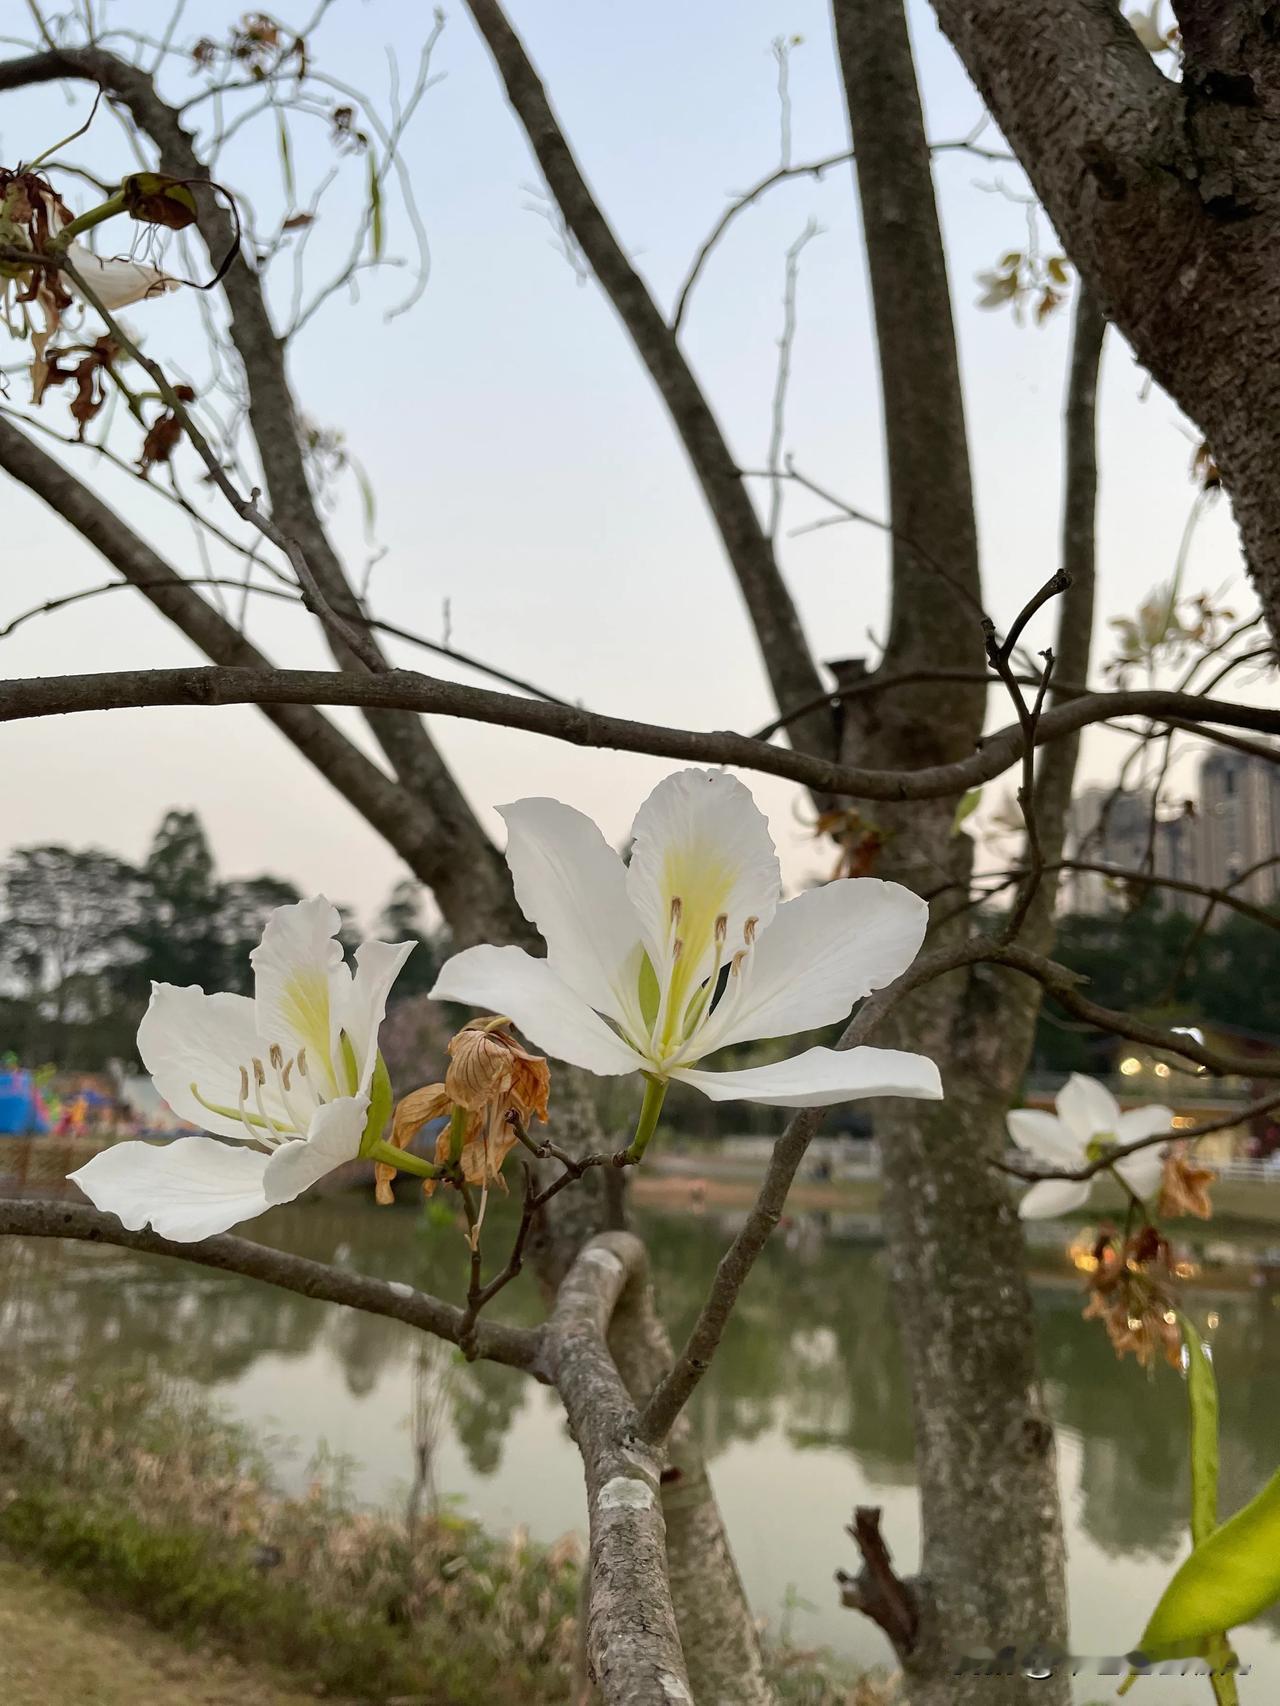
[4,1194,1280,1680]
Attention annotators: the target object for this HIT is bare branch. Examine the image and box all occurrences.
[4,659,1279,806]
[545,1232,691,1706]
[0,1197,543,1375]
[836,1507,919,1658]
[0,416,518,937]
[0,40,526,945]
[461,0,835,760]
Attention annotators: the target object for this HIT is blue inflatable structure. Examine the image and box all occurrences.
[0,1069,52,1135]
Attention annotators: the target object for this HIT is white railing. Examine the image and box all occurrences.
[1200,1157,1280,1186]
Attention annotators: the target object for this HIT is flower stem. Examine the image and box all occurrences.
[618,1076,667,1166]
[367,1138,441,1180]
[446,1104,469,1163]
[48,190,128,250]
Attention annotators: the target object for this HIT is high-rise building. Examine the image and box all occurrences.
[1062,749,1280,917]
[1198,749,1280,905]
[1062,784,1201,916]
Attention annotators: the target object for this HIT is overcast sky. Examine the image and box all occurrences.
[0,0,1256,931]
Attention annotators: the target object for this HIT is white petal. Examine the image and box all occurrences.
[1113,1109,1171,1200]
[431,944,647,1076]
[251,896,348,1098]
[1007,1109,1083,1167]
[626,769,781,1017]
[263,1099,366,1207]
[67,242,179,310]
[1117,1103,1174,1145]
[69,1136,270,1242]
[672,1044,942,1107]
[1055,1073,1121,1145]
[499,798,645,1032]
[1018,1177,1091,1220]
[693,878,928,1053]
[1114,1148,1165,1200]
[137,983,267,1141]
[340,938,414,1093]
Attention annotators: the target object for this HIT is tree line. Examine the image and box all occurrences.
[0,811,444,1070]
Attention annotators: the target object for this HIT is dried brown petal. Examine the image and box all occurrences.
[1158,1151,1215,1221]
[446,1022,517,1111]
[457,1104,521,1193]
[376,1083,451,1205]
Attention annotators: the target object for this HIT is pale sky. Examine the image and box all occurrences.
[0,0,1257,928]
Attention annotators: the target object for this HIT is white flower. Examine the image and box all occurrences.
[39,190,180,310]
[430,768,941,1110]
[70,897,413,1242]
[63,241,180,309]
[1008,1072,1171,1219]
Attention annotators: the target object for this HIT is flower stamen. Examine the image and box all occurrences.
[269,1043,308,1135]
[251,1057,291,1147]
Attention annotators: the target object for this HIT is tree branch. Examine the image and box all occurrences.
[4,659,1279,805]
[545,1231,691,1706]
[0,417,511,942]
[0,41,527,947]
[0,1197,543,1375]
[460,0,834,762]
[836,1506,920,1658]
[832,0,986,768]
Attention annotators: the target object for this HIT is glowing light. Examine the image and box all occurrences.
[1120,1057,1142,1077]
[1207,1311,1220,1331]
[1154,1062,1171,1079]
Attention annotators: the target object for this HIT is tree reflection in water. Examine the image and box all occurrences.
[5,1193,1280,1608]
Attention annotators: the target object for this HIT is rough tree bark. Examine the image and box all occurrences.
[923,0,1280,652]
[829,5,1097,1699]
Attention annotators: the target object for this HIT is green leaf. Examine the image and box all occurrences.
[1179,1310,1219,1547]
[1175,1312,1241,1706]
[951,789,982,835]
[1134,1444,1280,1662]
[367,152,383,260]
[276,109,295,203]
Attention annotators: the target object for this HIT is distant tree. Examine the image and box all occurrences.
[1033,905,1280,1074]
[125,810,222,993]
[377,879,448,998]
[215,875,304,992]
[0,844,144,1061]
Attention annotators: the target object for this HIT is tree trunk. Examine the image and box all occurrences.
[924,0,1280,652]
[831,4,1072,1698]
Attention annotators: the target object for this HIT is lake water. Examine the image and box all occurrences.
[3,1190,1279,1697]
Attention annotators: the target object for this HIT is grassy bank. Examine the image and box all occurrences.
[0,1559,322,1706]
[0,1374,876,1705]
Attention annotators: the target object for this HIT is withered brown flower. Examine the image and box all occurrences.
[376,1018,550,1207]
[374,1083,451,1206]
[1080,1223,1182,1370]
[1158,1150,1215,1221]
